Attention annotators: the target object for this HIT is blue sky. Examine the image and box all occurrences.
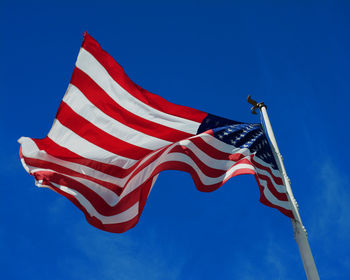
[1,1,350,279]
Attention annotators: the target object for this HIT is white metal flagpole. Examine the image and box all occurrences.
[247,96,320,280]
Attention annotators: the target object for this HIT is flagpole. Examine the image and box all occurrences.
[247,96,320,280]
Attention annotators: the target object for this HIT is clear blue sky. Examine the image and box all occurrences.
[1,1,349,279]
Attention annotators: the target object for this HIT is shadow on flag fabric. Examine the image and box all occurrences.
[18,32,293,233]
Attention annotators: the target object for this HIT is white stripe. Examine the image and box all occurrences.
[19,137,127,184]
[48,120,136,168]
[51,182,139,224]
[223,163,255,181]
[76,48,200,134]
[21,133,271,208]
[258,179,292,210]
[58,175,120,206]
[100,133,257,199]
[253,156,282,178]
[21,134,253,203]
[26,165,120,206]
[178,139,243,170]
[22,131,290,214]
[19,136,167,198]
[122,151,254,200]
[254,166,286,193]
[19,136,168,203]
[63,84,172,150]
[199,134,287,193]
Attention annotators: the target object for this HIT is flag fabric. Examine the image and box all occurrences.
[19,32,293,233]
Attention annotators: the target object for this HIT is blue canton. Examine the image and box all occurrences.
[197,113,278,170]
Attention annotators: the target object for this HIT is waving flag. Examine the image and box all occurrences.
[19,33,293,233]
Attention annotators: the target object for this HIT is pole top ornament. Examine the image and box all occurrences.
[247,95,266,115]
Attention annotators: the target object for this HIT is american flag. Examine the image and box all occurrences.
[19,33,293,233]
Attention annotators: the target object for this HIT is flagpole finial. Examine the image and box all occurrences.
[247,95,266,115]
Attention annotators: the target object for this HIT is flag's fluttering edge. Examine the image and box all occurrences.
[19,33,293,233]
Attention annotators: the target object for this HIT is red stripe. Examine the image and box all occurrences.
[22,156,123,195]
[225,167,256,180]
[56,101,152,159]
[22,138,293,232]
[29,136,290,209]
[255,173,288,201]
[33,137,169,186]
[33,152,291,221]
[88,214,140,233]
[36,170,155,233]
[71,67,194,142]
[123,154,289,220]
[119,138,229,189]
[123,149,256,194]
[24,151,165,217]
[34,138,134,178]
[50,131,257,198]
[34,170,119,213]
[82,32,208,123]
[189,135,240,161]
[96,175,156,232]
[168,145,227,178]
[44,179,141,233]
[169,147,255,179]
[33,170,147,217]
[251,157,283,185]
[33,138,259,199]
[148,161,254,193]
[23,131,293,229]
[92,176,156,233]
[256,176,294,218]
[197,130,250,162]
